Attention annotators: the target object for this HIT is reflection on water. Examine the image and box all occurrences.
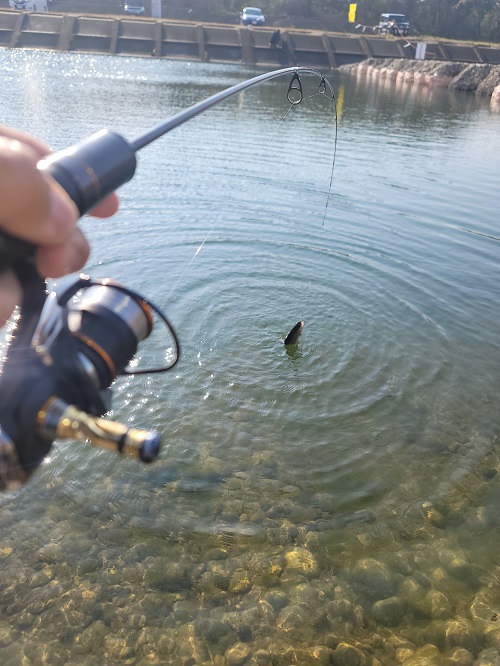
[1,50,500,664]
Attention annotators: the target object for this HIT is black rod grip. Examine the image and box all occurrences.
[38,129,137,216]
[0,129,137,273]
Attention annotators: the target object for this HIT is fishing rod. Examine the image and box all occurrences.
[0,66,335,491]
[0,66,330,269]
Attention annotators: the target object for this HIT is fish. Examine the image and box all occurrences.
[284,320,304,345]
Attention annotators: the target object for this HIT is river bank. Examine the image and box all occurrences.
[339,58,500,111]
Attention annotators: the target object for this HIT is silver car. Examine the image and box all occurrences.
[124,2,145,15]
[240,7,265,26]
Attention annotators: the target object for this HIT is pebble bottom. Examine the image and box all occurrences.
[0,431,499,664]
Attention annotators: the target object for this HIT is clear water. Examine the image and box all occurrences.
[1,50,500,664]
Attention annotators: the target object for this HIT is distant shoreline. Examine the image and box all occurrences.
[339,58,500,109]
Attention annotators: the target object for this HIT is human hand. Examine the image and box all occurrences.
[0,126,119,326]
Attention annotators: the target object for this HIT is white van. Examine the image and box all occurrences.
[9,0,48,11]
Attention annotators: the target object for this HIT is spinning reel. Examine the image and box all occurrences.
[0,265,179,490]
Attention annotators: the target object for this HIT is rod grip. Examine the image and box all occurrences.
[38,129,137,216]
[0,129,137,273]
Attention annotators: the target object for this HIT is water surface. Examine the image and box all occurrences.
[1,50,500,664]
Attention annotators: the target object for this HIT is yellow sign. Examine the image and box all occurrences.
[348,3,357,23]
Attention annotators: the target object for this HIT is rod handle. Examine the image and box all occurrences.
[0,130,137,273]
[38,129,137,216]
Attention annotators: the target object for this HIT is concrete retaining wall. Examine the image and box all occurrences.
[342,58,500,111]
[1,10,500,69]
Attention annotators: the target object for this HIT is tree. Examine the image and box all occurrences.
[409,0,500,40]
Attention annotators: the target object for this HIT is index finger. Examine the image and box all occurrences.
[0,126,50,160]
[89,192,120,218]
[1,126,120,218]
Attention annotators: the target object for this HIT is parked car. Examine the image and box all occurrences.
[124,2,145,15]
[240,7,265,26]
[378,13,410,37]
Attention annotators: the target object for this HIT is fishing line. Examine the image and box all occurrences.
[164,102,294,302]
[165,77,338,302]
[299,88,338,227]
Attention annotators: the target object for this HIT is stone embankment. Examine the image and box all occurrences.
[340,58,500,111]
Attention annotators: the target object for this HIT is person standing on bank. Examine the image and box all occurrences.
[270,29,281,48]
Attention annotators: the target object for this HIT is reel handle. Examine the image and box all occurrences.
[40,399,161,464]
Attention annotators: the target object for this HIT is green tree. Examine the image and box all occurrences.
[410,0,500,40]
[453,0,499,40]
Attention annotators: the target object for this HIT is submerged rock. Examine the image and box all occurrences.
[401,643,441,665]
[0,625,16,648]
[371,596,406,627]
[264,590,290,613]
[470,585,500,624]
[443,618,480,652]
[225,642,251,666]
[311,492,336,512]
[284,548,319,577]
[438,551,481,589]
[143,558,191,592]
[277,604,309,632]
[444,647,474,666]
[473,647,500,666]
[421,502,447,529]
[330,642,368,666]
[228,569,252,594]
[352,558,398,601]
[425,590,452,620]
